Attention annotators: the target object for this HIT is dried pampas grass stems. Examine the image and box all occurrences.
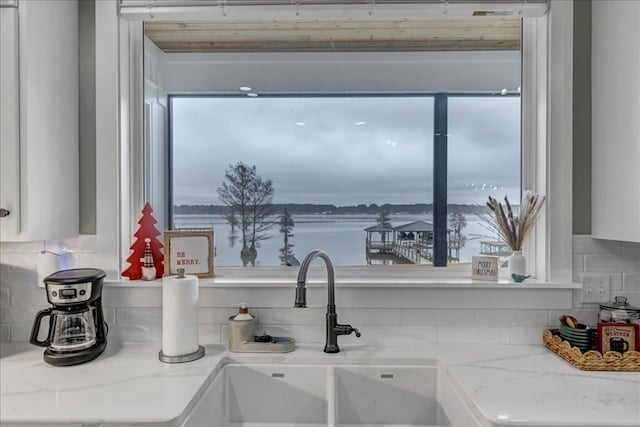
[484,191,546,251]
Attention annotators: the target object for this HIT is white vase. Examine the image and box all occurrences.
[508,250,526,281]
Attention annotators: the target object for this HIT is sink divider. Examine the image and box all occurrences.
[327,366,336,427]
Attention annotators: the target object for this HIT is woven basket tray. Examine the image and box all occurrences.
[543,329,640,371]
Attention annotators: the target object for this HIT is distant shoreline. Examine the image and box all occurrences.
[173,203,492,216]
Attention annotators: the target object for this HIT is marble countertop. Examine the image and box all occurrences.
[1,340,639,427]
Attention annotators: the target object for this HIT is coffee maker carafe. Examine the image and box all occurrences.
[30,268,107,366]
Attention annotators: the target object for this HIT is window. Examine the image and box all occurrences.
[169,92,520,267]
[105,0,574,282]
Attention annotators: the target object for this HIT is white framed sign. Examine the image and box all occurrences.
[164,230,214,278]
[472,256,499,281]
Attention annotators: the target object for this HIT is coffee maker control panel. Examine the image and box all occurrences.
[47,282,93,304]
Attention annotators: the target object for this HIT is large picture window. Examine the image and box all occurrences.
[169,93,520,267]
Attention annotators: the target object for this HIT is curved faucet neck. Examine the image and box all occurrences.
[296,250,335,306]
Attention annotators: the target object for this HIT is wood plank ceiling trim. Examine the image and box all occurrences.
[144,18,521,52]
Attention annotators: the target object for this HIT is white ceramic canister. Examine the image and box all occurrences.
[228,303,256,352]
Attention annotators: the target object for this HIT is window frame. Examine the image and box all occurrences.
[93,0,573,284]
[167,92,521,268]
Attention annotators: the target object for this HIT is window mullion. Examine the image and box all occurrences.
[433,93,447,267]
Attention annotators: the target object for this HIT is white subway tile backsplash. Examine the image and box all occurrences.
[436,326,510,345]
[0,270,37,289]
[360,326,437,345]
[5,253,39,272]
[572,236,623,255]
[198,324,222,345]
[547,309,598,327]
[102,287,162,308]
[199,287,294,308]
[572,254,584,281]
[623,273,640,291]
[400,309,475,326]
[11,322,37,342]
[116,307,161,325]
[256,307,325,326]
[338,308,402,326]
[10,285,47,307]
[622,242,640,257]
[609,273,623,291]
[109,325,152,342]
[475,309,549,326]
[0,324,10,341]
[199,307,240,324]
[584,254,640,272]
[102,307,116,326]
[0,306,47,324]
[0,289,9,307]
[0,241,45,254]
[257,324,325,343]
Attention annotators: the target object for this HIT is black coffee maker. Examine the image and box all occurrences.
[30,268,108,366]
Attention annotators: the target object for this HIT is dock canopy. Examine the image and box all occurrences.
[392,220,434,233]
[364,224,394,232]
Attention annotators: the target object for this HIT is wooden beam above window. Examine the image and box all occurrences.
[144,18,521,52]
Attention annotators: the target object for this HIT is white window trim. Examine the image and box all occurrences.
[93,0,573,285]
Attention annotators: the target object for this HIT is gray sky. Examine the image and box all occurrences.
[172,95,520,206]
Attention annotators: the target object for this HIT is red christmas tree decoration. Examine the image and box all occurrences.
[122,203,164,280]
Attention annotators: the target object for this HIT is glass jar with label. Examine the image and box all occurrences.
[599,296,640,324]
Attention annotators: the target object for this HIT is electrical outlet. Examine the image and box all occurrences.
[580,275,610,304]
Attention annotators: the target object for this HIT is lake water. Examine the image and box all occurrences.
[174,214,500,267]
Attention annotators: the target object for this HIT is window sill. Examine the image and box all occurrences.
[105,265,581,289]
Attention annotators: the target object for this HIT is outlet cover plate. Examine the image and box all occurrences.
[580,274,610,304]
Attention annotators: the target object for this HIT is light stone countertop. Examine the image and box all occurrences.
[1,340,639,427]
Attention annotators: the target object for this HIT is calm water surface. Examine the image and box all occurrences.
[174,214,498,267]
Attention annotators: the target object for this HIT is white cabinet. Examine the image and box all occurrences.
[0,0,78,241]
[592,0,640,242]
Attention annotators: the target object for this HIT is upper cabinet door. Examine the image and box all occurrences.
[0,0,79,242]
[0,5,21,238]
[592,0,640,242]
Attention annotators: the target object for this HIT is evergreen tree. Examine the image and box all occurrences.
[449,211,467,261]
[278,207,296,265]
[377,211,392,227]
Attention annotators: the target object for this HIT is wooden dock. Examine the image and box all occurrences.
[479,241,512,257]
[366,239,432,264]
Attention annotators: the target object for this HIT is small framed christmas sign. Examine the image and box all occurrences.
[471,256,499,281]
[164,230,214,278]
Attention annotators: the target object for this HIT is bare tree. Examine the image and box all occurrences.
[247,174,275,250]
[217,163,274,262]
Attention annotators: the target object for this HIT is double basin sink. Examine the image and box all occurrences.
[180,363,482,427]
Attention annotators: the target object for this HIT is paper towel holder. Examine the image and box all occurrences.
[158,268,205,363]
[158,345,205,363]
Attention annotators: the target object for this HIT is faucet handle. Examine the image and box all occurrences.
[336,323,361,338]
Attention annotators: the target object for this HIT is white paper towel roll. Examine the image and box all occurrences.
[162,274,199,357]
